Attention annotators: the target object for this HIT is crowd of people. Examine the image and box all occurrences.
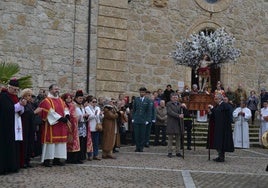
[1,78,268,175]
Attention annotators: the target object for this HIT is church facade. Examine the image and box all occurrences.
[0,0,267,97]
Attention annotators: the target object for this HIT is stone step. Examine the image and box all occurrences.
[146,122,262,148]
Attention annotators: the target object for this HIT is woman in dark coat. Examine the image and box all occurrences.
[21,89,36,168]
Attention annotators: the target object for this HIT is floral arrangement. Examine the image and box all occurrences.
[170,28,241,68]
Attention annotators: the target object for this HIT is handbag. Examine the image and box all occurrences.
[96,122,103,132]
[88,106,102,131]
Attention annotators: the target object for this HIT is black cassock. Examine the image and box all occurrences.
[21,102,36,166]
[209,102,234,152]
[0,90,20,175]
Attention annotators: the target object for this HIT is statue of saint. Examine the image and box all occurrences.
[197,54,212,91]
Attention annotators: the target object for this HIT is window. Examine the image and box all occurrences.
[206,0,218,3]
[194,0,232,13]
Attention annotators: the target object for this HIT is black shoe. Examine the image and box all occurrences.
[113,148,119,153]
[66,160,75,164]
[23,163,33,168]
[161,142,167,146]
[176,153,183,157]
[212,157,219,161]
[187,147,192,150]
[213,157,225,162]
[43,160,52,167]
[144,144,149,148]
[76,160,84,164]
[53,159,65,166]
[266,165,268,172]
[167,153,172,158]
[66,159,73,164]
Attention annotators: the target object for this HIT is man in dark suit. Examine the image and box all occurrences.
[132,87,152,152]
[208,93,234,162]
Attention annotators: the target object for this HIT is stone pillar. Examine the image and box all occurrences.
[96,0,128,98]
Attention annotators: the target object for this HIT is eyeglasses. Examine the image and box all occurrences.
[9,86,20,91]
[92,101,97,103]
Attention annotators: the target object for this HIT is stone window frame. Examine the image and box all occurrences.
[194,0,233,13]
[187,21,222,36]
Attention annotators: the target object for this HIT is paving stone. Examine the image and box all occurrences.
[0,146,267,188]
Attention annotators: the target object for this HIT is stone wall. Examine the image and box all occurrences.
[126,0,268,96]
[0,0,89,93]
[95,0,128,98]
[0,0,267,98]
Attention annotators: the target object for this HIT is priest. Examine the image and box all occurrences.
[38,84,70,167]
[0,79,27,175]
[232,101,252,148]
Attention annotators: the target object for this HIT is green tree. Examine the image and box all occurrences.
[0,61,32,89]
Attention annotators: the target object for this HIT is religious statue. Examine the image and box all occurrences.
[197,54,212,91]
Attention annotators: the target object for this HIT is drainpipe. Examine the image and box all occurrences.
[71,0,77,91]
[86,0,91,93]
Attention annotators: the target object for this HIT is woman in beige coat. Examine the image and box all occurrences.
[102,105,119,159]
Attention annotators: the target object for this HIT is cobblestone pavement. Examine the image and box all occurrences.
[0,146,268,188]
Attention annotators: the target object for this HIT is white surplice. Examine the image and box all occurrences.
[14,102,24,141]
[258,107,268,145]
[233,107,252,148]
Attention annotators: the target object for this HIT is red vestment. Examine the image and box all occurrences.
[39,97,68,144]
[86,122,93,153]
[66,102,80,152]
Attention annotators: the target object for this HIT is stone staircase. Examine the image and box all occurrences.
[124,121,261,148]
[189,121,260,147]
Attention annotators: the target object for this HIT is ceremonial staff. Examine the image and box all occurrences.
[207,104,213,160]
[180,106,185,159]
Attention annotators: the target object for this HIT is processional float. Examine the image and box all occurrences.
[181,93,215,160]
[170,28,241,160]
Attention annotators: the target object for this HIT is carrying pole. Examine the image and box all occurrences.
[241,110,244,148]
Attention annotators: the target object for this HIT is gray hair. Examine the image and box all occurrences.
[215,93,224,101]
[192,84,198,89]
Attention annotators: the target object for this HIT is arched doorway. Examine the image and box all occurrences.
[191,28,221,92]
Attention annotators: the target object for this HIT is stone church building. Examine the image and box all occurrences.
[0,0,267,97]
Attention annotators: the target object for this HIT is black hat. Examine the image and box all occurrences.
[9,78,19,87]
[75,90,84,97]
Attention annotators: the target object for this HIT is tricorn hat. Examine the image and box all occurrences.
[262,131,268,148]
[9,78,19,87]
[75,90,84,97]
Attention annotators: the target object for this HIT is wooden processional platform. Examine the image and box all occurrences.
[181,93,215,111]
